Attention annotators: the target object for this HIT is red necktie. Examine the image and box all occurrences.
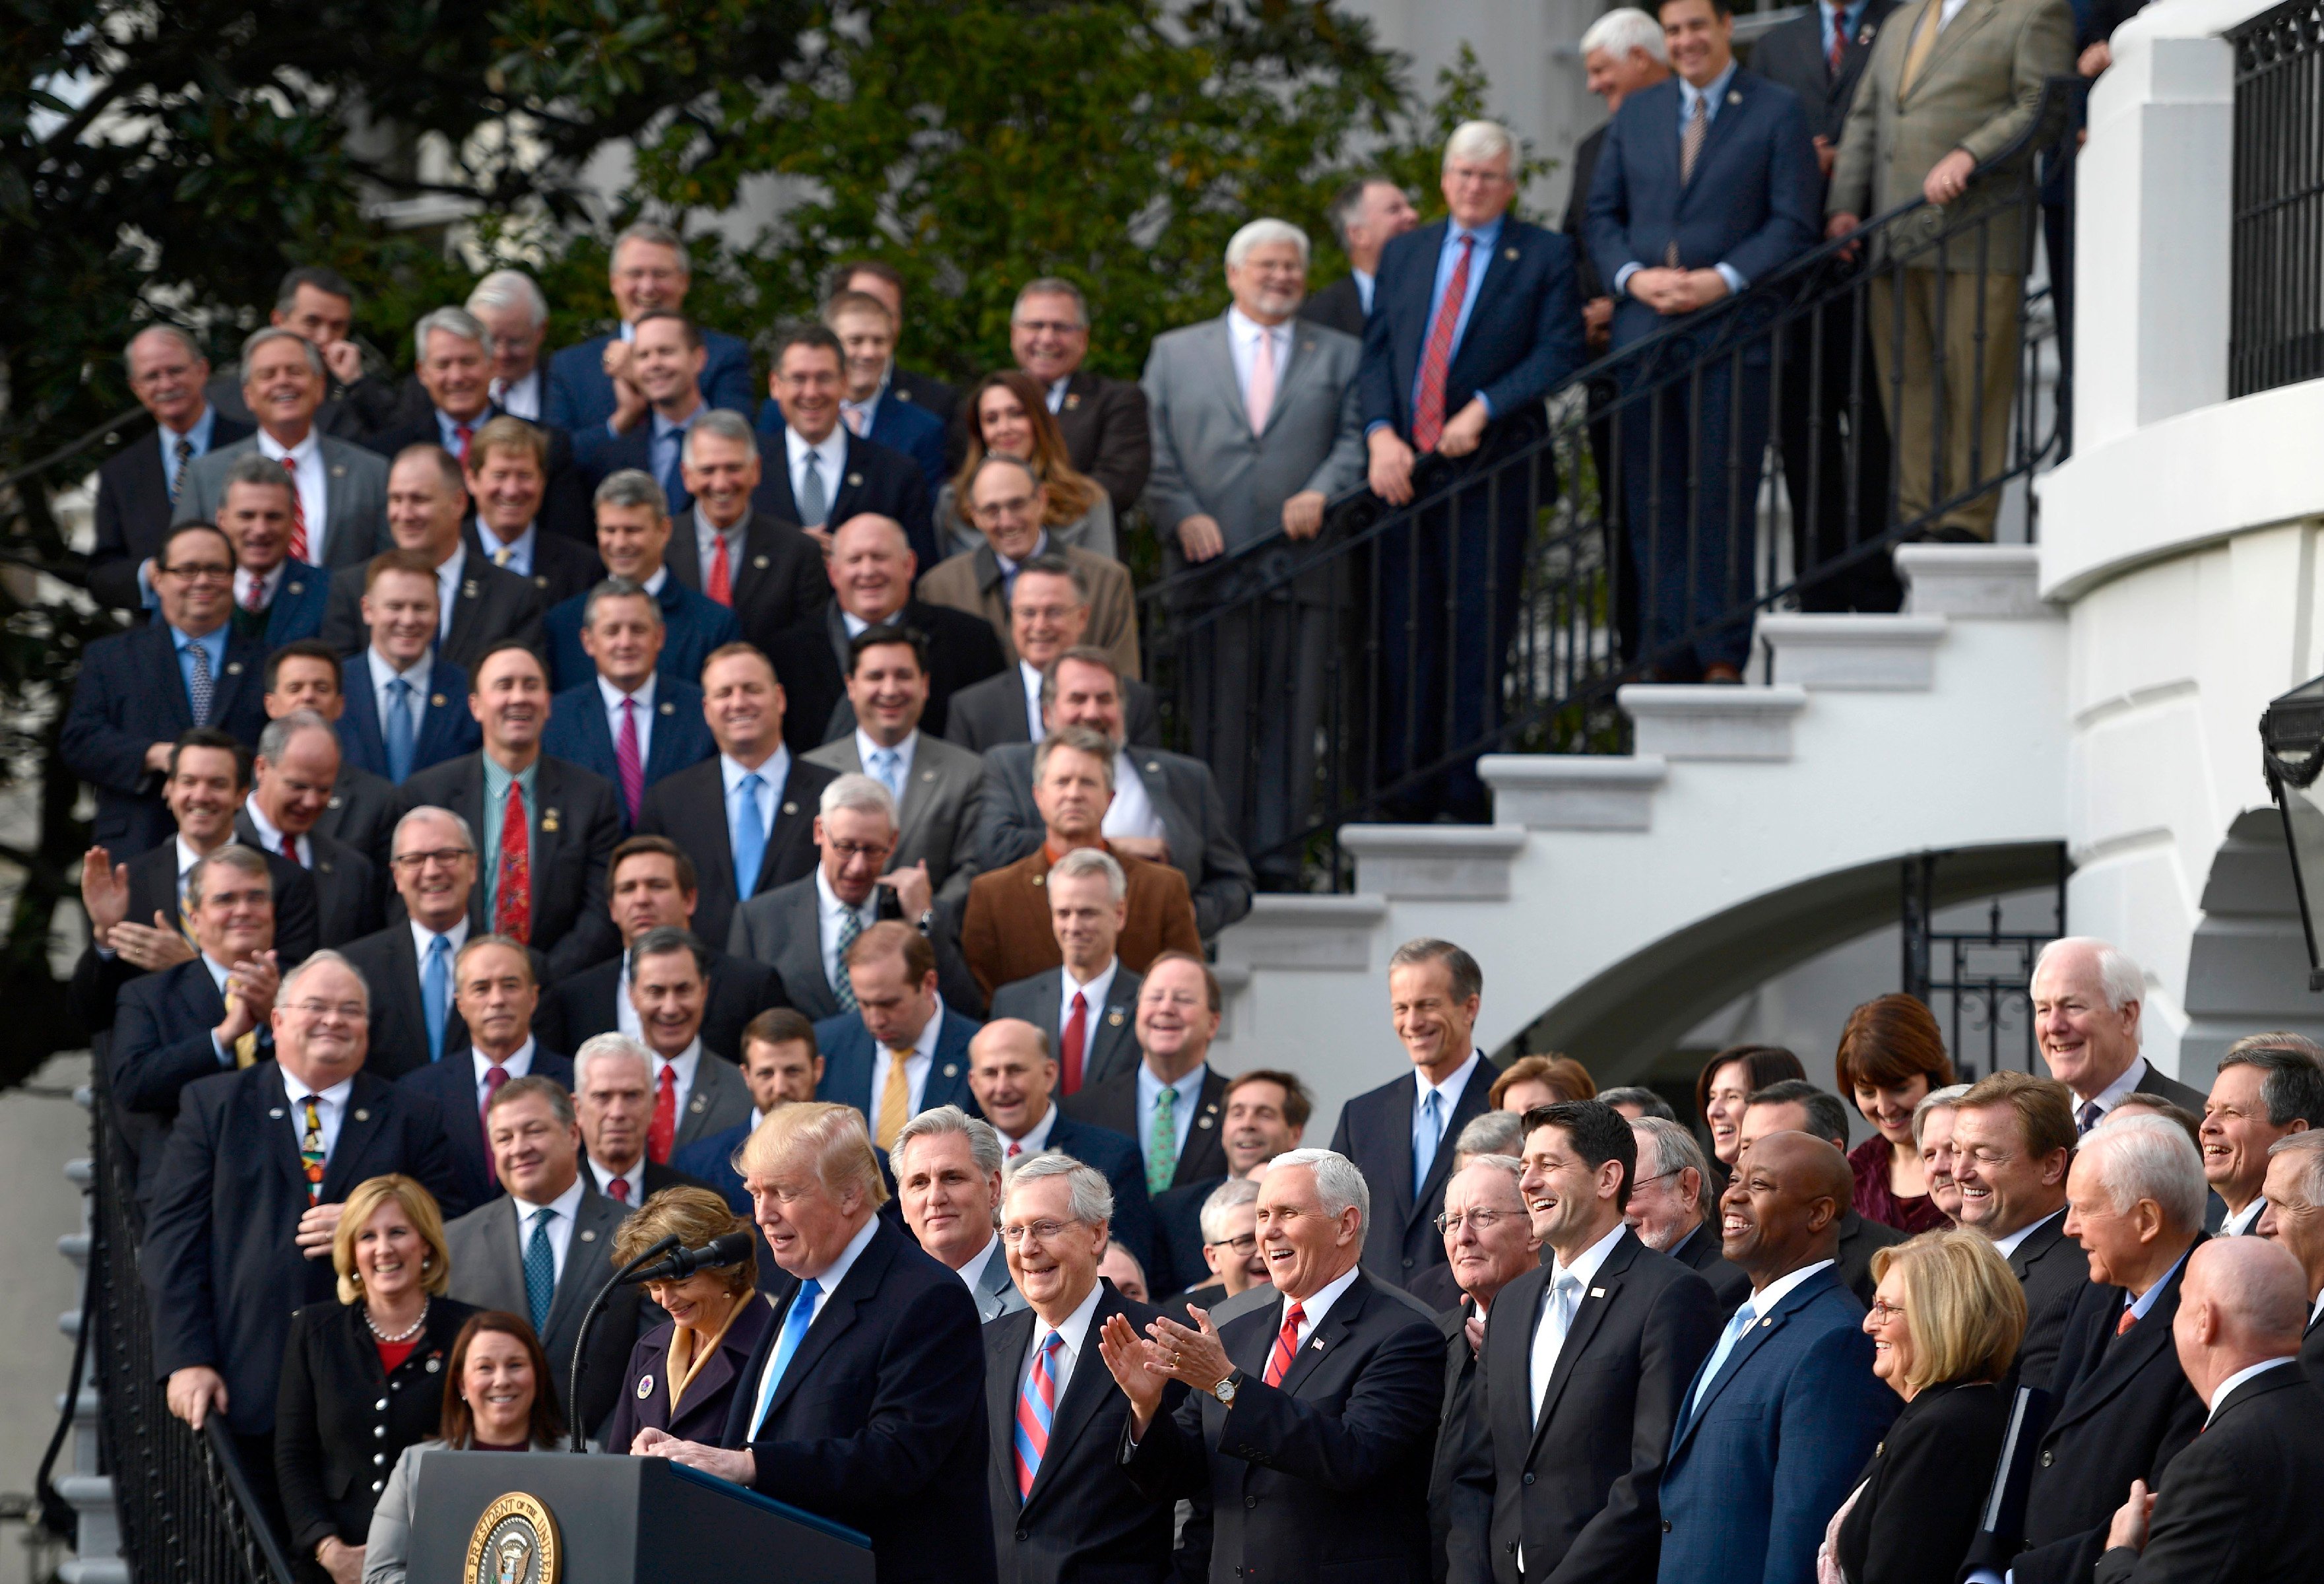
[707,532,734,606]
[2117,1307,2138,1337]
[453,424,473,465]
[1413,235,1473,453]
[278,834,301,867]
[1007,1141,1023,1160]
[494,782,531,942]
[482,1065,509,1186]
[1060,991,1088,1096]
[615,697,645,825]
[280,455,309,564]
[648,1062,678,1164]
[1828,2,1848,72]
[1264,1302,1307,1387]
[243,577,267,612]
[608,1175,631,1204]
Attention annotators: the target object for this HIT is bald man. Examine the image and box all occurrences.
[2096,1238,2324,1581]
[1653,1133,1898,1584]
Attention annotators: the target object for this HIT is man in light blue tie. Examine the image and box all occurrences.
[637,1102,997,1583]
[576,310,711,515]
[1653,1131,1897,1584]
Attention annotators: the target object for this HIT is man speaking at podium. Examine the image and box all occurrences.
[635,1102,996,1584]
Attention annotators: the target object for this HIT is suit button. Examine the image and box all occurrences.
[1522,1472,1534,1486]
[1662,1520,1672,1533]
[1014,1530,1028,1542]
[373,1453,386,1467]
[375,1399,387,1411]
[2040,1451,2053,1467]
[373,1426,386,1438]
[1402,1257,1415,1269]
[371,1481,383,1494]
[1245,1496,1258,1508]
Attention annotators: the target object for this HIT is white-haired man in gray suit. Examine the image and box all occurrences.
[1141,217,1365,880]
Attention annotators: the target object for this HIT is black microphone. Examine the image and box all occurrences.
[626,1231,756,1284]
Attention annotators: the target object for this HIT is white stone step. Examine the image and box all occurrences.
[1213,894,1390,973]
[1479,754,1669,830]
[1759,613,1949,690]
[1618,684,1809,761]
[1337,825,1530,900]
[1896,544,2050,618]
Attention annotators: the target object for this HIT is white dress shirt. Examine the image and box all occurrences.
[1019,661,1047,743]
[241,798,308,867]
[1060,958,1120,1038]
[232,561,286,614]
[1352,269,1376,315]
[509,1173,589,1287]
[1004,1103,1060,1159]
[1021,1277,1107,1406]
[284,1074,356,1166]
[867,1002,943,1121]
[1529,1221,1628,1422]
[1227,307,1294,418]
[616,948,643,1042]
[2205,1355,2296,1424]
[784,425,849,520]
[655,1039,703,1128]
[368,646,436,729]
[474,1039,536,1106]
[255,428,329,564]
[1102,752,1165,842]
[2079,1057,2152,1127]
[1990,1205,2065,1261]
[492,368,544,422]
[598,672,657,767]
[814,867,881,995]
[751,1214,882,1436]
[2223,1197,2269,1237]
[957,1234,1005,1296]
[1414,1051,1484,1137]
[1277,1263,1363,1352]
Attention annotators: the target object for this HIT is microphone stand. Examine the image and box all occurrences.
[567,1234,681,1453]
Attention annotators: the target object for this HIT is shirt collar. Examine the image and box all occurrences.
[242,797,291,855]
[474,1039,534,1084]
[1067,955,1118,1004]
[162,406,218,450]
[2205,1356,2297,1424]
[785,424,847,471]
[370,645,432,688]
[1447,213,1506,252]
[200,951,234,997]
[992,531,1051,579]
[2126,1245,2193,1320]
[1038,1276,1109,1360]
[290,1074,357,1108]
[2085,1055,2149,1114]
[256,428,319,464]
[957,1234,1003,1293]
[1681,62,1740,116]
[1990,1204,2066,1259]
[1284,1261,1363,1329]
[1226,305,1291,345]
[1139,1060,1208,1109]
[814,865,876,925]
[482,751,537,802]
[655,1038,703,1089]
[436,407,489,447]
[170,622,227,665]
[479,519,536,559]
[651,405,699,444]
[598,671,657,714]
[855,727,917,770]
[806,1212,884,1288]
[410,915,470,962]
[2224,1197,2269,1237]
[175,834,207,881]
[514,1170,589,1220]
[1743,1257,1838,1318]
[1010,1102,1060,1155]
[1551,1220,1629,1290]
[723,746,791,798]
[1414,1050,1483,1112]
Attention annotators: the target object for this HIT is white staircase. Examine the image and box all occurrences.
[1210,545,2071,1131]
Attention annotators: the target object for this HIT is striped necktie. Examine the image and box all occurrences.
[1264,1302,1307,1387]
[1014,1332,1064,1500]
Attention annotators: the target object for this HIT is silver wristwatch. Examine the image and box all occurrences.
[1212,1370,1241,1406]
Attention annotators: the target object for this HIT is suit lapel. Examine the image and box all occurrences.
[1025,1288,1132,1511]
[257,1064,314,1201]
[321,1076,385,1199]
[474,1197,532,1316]
[1202,318,1249,434]
[544,1190,616,1342]
[1275,1279,1365,1398]
[985,1308,1035,1487]
[759,764,813,892]
[1530,1236,1636,1451]
[1677,1269,1827,1451]
[139,625,198,736]
[666,512,705,589]
[1686,76,1749,193]
[762,1229,884,1424]
[2050,1270,2189,1434]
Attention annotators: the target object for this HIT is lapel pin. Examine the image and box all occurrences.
[331,465,346,478]
[430,693,447,708]
[1311,1338,1326,1352]
[226,661,244,676]
[353,1108,370,1122]
[542,811,561,833]
[920,769,934,781]
[897,390,915,403]
[1760,1316,1774,1328]
[1106,1009,1124,1027]
[462,580,479,598]
[753,554,769,570]
[426,1356,440,1372]
[1197,1115,1215,1129]
[943,1063,959,1078]
[581,1228,596,1241]
[320,860,333,874]
[847,472,864,487]
[1064,393,1082,411]
[288,581,304,596]
[1591,1287,1605,1298]
[1727,90,1742,105]
[692,1096,705,1111]
[659,701,675,715]
[1504,246,1519,260]
[637,1375,655,1399]
[1144,760,1159,772]
[534,574,550,589]
[782,801,797,815]
[1033,874,1046,888]
[269,1107,285,1119]
[329,795,342,808]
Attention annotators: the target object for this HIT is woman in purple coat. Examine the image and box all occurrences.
[605,1186,774,1452]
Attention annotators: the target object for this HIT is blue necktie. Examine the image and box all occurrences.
[731,772,767,900]
[869,747,903,802]
[422,934,451,1064]
[750,1276,823,1438]
[185,639,216,729]
[1687,1300,1761,1425]
[523,1206,557,1337]
[1413,1088,1442,1201]
[385,677,416,785]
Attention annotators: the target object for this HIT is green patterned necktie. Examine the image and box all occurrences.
[1147,1085,1178,1195]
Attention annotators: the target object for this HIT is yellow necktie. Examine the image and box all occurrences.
[876,1050,913,1152]
[1898,0,1943,96]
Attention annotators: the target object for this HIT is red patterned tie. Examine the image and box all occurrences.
[1828,2,1848,72]
[608,1175,631,1204]
[615,697,645,824]
[649,1061,678,1164]
[482,1065,509,1185]
[1413,235,1473,453]
[280,455,309,564]
[1060,991,1088,1096]
[1264,1302,1307,1387]
[707,532,734,607]
[1014,1333,1062,1500]
[453,423,473,466]
[2116,1306,2137,1337]
[494,783,531,942]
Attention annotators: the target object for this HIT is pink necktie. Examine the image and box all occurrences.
[615,697,644,824]
[1246,328,1277,435]
[844,406,868,436]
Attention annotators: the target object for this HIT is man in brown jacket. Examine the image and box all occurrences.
[914,456,1138,678]
[958,725,1199,1001]
[1825,0,2073,541]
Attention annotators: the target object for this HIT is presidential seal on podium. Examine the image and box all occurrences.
[466,1490,562,1584]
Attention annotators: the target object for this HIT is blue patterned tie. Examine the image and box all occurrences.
[422,934,451,1064]
[833,907,863,1013]
[185,639,216,729]
[750,1277,823,1438]
[523,1206,557,1336]
[385,677,416,785]
[870,746,903,803]
[731,772,767,900]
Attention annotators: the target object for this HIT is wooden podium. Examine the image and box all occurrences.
[405,1450,875,1583]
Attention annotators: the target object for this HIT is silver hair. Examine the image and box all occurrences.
[413,306,488,362]
[593,468,668,516]
[1049,845,1126,902]
[894,1104,1006,1177]
[2082,1111,2208,1232]
[1912,1082,1974,1146]
[466,269,548,327]
[819,772,898,826]
[280,947,370,1012]
[1629,1115,1710,1188]
[1598,1084,1677,1121]
[1013,277,1089,327]
[1005,1150,1116,1228]
[184,844,271,910]
[614,221,690,274]
[1453,1151,1525,1192]
[573,1032,653,1092]
[1226,217,1310,270]
[2267,1131,2324,1211]
[1580,7,1669,64]
[2034,936,2147,1014]
[1454,1110,1525,1160]
[221,451,300,501]
[1032,724,1116,794]
[1198,1175,1262,1243]
[125,323,204,368]
[582,575,664,630]
[1270,1147,1371,1236]
[256,708,338,766]
[391,804,477,857]
[240,325,324,378]
[1444,119,1517,172]
[683,409,759,465]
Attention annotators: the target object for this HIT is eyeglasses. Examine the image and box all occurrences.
[1000,1220,1077,1246]
[291,999,366,1022]
[1205,1232,1258,1255]
[1629,1167,1684,1191]
[1867,1299,1908,1324]
[160,562,234,582]
[1435,1208,1518,1234]
[392,847,474,871]
[826,840,893,861]
[1012,318,1082,336]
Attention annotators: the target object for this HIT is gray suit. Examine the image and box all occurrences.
[727,875,844,1022]
[174,434,391,572]
[988,966,1145,1092]
[1140,313,1365,873]
[442,1182,647,1436]
[968,1241,1029,1323]
[805,730,986,904]
[975,744,1254,940]
[676,1048,756,1153]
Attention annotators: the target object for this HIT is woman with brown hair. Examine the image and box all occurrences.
[362,1311,565,1584]
[606,1186,773,1452]
[936,370,1116,557]
[1694,1044,1808,1197]
[275,1175,475,1584]
[1489,1053,1598,1113]
[1836,995,1957,1234]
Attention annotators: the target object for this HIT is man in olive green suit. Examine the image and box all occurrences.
[1825,0,2073,541]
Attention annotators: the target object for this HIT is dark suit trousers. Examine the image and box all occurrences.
[1619,356,1770,674]
[1774,279,1898,613]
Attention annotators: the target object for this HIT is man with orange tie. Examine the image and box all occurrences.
[400,641,623,977]
[622,928,753,1168]
[812,919,981,1149]
[662,409,828,655]
[1357,121,1586,821]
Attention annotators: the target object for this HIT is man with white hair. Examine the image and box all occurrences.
[1357,119,1587,819]
[1625,1113,1750,1307]
[1966,1113,2209,1584]
[662,407,826,652]
[2030,936,2207,1135]
[1102,1146,1446,1580]
[465,268,552,422]
[2254,1131,2324,1375]
[1142,216,1367,874]
[573,1032,714,1203]
[1563,9,1671,346]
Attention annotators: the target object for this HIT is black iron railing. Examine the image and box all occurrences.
[2229,0,2324,398]
[1141,82,2077,885]
[88,1068,296,1584]
[1900,845,2070,1079]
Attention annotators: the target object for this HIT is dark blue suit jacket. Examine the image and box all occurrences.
[1585,71,1823,354]
[1357,218,1588,444]
[539,676,717,826]
[1039,1112,1158,1275]
[544,328,756,436]
[1653,1265,1898,1584]
[544,572,742,694]
[61,621,271,859]
[257,560,331,647]
[758,392,949,498]
[397,1045,575,1214]
[813,1005,982,1123]
[671,1118,757,1214]
[571,420,701,515]
[721,1219,998,1584]
[334,654,482,785]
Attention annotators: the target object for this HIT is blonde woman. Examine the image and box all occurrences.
[274,1175,474,1584]
[606,1185,771,1451]
[1819,1229,2027,1584]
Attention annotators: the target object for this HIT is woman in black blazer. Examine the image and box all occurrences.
[604,1185,772,1453]
[1822,1228,2028,1584]
[274,1175,475,1584]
